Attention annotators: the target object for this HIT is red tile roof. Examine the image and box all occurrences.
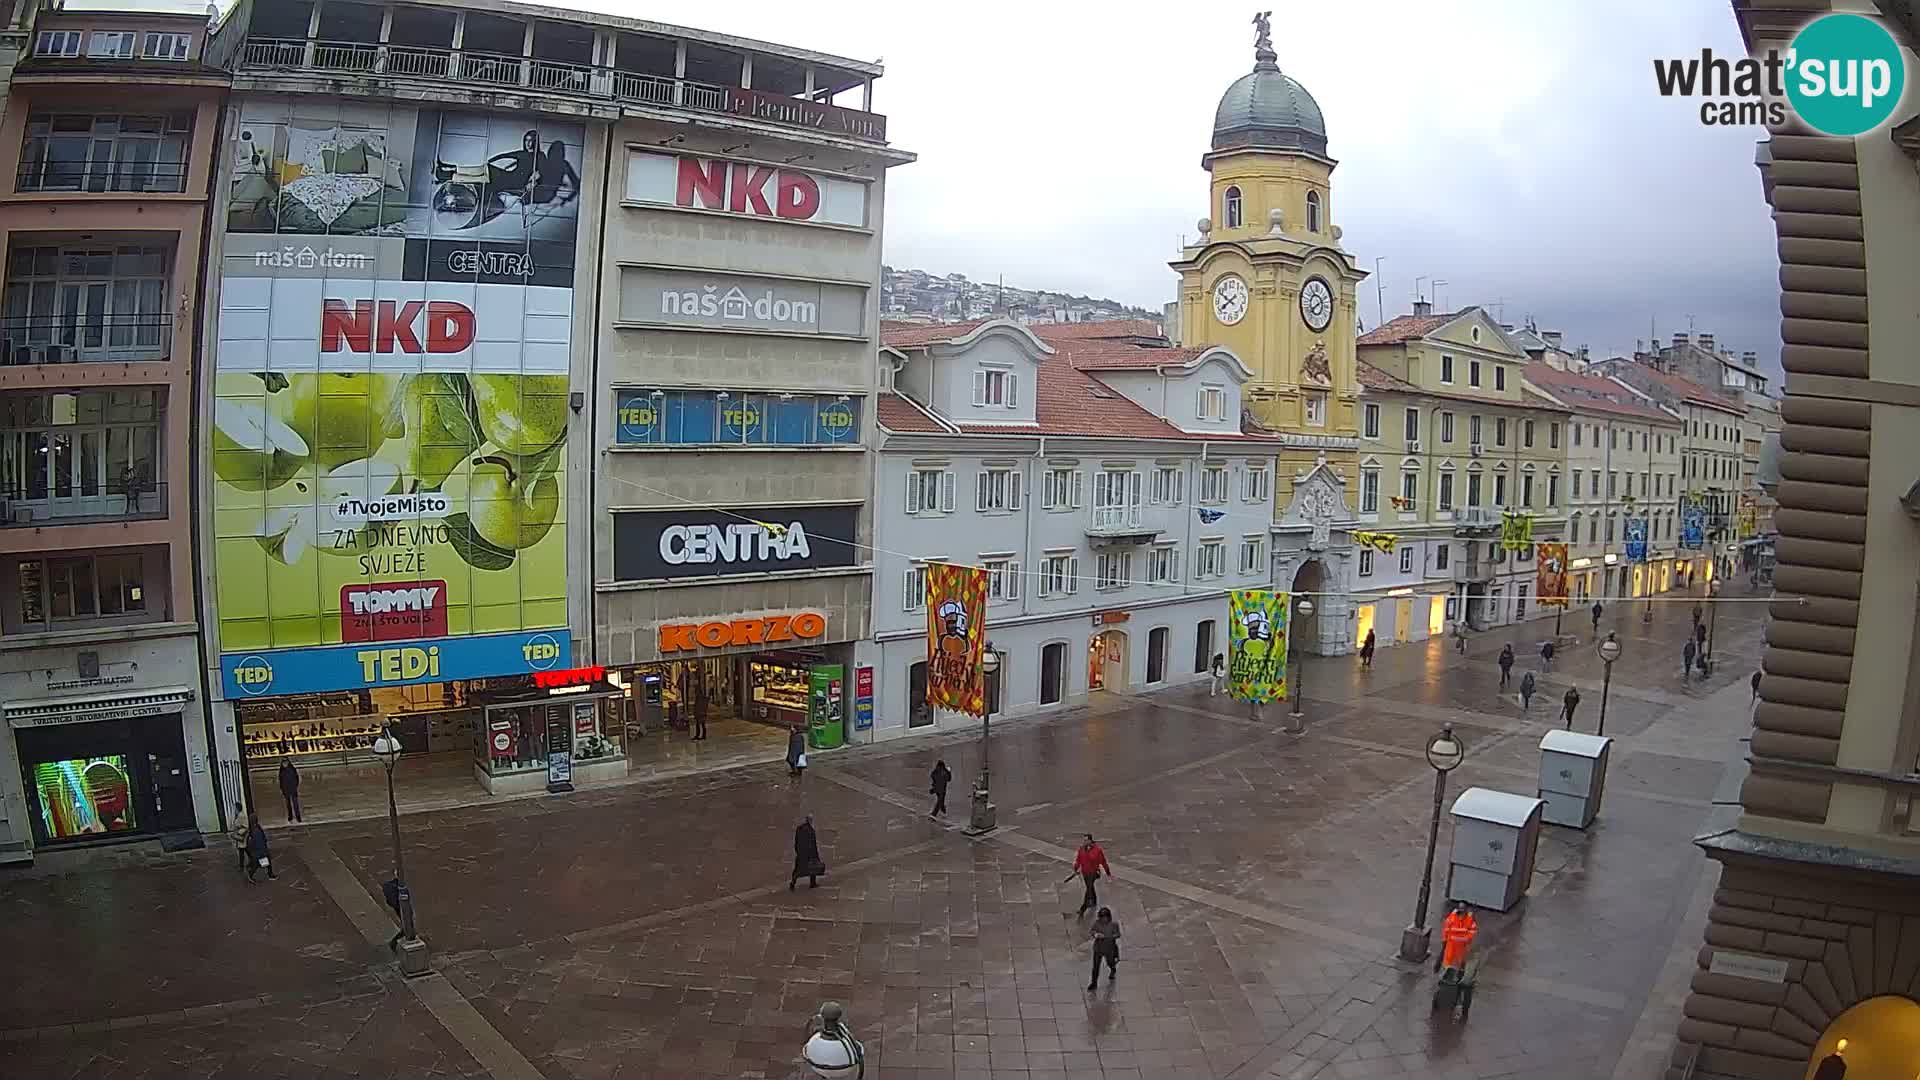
[1355,361,1572,413]
[1521,364,1677,422]
[1356,362,1418,393]
[875,391,952,434]
[880,319,993,348]
[1028,318,1166,342]
[1355,311,1462,346]
[1052,339,1209,372]
[1597,361,1741,412]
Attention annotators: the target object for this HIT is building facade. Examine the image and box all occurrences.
[0,6,230,862]
[867,319,1278,737]
[1666,4,1920,1077]
[1599,361,1749,579]
[1353,306,1570,638]
[196,0,905,818]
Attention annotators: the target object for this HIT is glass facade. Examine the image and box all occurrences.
[614,389,860,447]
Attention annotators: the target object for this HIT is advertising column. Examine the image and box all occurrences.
[212,100,583,700]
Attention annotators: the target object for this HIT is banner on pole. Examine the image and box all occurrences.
[925,562,989,717]
[1624,517,1649,562]
[1536,542,1570,607]
[1500,511,1534,552]
[1227,589,1290,704]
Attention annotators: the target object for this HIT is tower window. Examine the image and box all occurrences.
[1306,190,1322,233]
[1224,186,1243,229]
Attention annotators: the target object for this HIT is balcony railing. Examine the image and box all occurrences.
[1090,505,1141,531]
[237,36,889,142]
[0,481,167,526]
[1,314,173,365]
[17,162,188,194]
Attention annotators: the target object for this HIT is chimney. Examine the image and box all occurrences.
[1577,345,1590,366]
[1699,332,1715,352]
[1741,350,1757,365]
[1543,330,1563,349]
[1412,299,1433,317]
[1672,332,1688,348]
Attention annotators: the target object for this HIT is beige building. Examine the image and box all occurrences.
[1666,3,1920,1078]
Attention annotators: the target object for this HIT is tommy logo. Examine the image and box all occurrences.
[340,580,450,642]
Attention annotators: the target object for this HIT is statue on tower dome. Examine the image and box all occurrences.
[1252,10,1274,52]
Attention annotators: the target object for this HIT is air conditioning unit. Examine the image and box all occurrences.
[1406,440,1422,453]
[1470,442,1485,457]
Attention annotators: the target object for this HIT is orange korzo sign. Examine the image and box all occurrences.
[658,612,828,653]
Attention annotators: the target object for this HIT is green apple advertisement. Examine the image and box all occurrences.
[214,99,582,698]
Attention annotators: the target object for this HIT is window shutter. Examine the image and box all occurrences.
[972,369,987,406]
[1009,470,1022,510]
[905,471,921,514]
[1006,372,1019,409]
[1172,550,1182,582]
[1129,471,1142,509]
[1067,557,1079,594]
[941,470,956,512]
[1071,470,1082,508]
[1006,561,1021,600]
[976,470,990,511]
[904,570,916,611]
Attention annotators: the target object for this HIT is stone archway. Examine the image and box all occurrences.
[1804,996,1920,1080]
[1291,559,1327,656]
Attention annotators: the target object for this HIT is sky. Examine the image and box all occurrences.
[97,0,1784,375]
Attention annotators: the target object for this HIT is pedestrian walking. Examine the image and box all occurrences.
[1540,640,1555,670]
[1562,685,1581,727]
[1683,639,1698,680]
[1695,622,1708,649]
[381,877,407,952]
[790,815,824,890]
[929,759,952,817]
[692,699,709,741]
[1087,907,1122,992]
[787,725,807,780]
[1751,669,1763,704]
[1453,622,1467,654]
[243,812,274,883]
[1065,834,1112,917]
[1591,601,1603,635]
[1208,653,1225,696]
[1519,670,1536,711]
[1497,644,1514,689]
[1692,602,1703,627]
[1360,629,1376,669]
[277,756,302,823]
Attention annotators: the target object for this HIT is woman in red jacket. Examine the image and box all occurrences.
[1066,834,1112,917]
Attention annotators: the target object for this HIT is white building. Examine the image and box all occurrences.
[864,319,1281,739]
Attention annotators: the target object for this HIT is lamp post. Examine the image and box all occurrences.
[1597,633,1622,737]
[967,646,1001,835]
[1705,579,1722,665]
[1399,723,1466,963]
[371,729,428,975]
[1286,597,1315,734]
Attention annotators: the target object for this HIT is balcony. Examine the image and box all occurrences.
[1086,505,1163,545]
[1,313,173,366]
[0,481,167,527]
[3,243,174,366]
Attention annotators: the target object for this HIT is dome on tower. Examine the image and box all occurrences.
[1212,17,1327,156]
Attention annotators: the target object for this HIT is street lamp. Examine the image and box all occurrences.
[1286,597,1315,734]
[1597,633,1623,737]
[1705,579,1722,665]
[1399,723,1466,963]
[802,1001,865,1078]
[372,728,428,975]
[967,646,1001,835]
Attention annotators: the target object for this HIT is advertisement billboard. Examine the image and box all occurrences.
[616,267,867,337]
[1228,589,1290,703]
[623,151,869,228]
[925,562,987,717]
[612,389,860,447]
[611,504,860,582]
[1535,542,1569,607]
[212,100,582,696]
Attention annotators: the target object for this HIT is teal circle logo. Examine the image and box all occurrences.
[1786,14,1906,136]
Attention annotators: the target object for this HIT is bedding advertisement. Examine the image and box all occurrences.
[214,99,581,697]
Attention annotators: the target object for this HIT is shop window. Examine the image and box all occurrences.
[908,661,932,727]
[1194,619,1215,674]
[1040,642,1066,705]
[1146,627,1168,684]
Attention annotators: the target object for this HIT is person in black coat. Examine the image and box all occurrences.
[791,815,823,890]
[277,757,302,823]
[244,812,274,882]
[1359,629,1376,669]
[787,726,807,780]
[1497,644,1515,689]
[929,759,953,817]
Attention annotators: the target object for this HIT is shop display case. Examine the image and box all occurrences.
[242,713,384,769]
[750,661,809,718]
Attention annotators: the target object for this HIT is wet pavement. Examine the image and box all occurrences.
[0,588,1764,1079]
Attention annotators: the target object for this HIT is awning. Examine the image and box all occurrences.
[5,686,194,729]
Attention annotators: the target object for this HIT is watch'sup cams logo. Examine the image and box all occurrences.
[1653,13,1906,136]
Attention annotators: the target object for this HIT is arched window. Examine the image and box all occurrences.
[1306,190,1322,233]
[1223,186,1243,229]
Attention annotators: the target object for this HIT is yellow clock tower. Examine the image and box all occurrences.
[1171,12,1369,654]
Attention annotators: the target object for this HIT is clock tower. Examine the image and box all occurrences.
[1170,12,1369,655]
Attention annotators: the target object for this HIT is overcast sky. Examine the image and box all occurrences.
[107,0,1783,373]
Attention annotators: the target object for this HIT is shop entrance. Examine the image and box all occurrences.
[1040,642,1065,705]
[1395,598,1414,644]
[1088,630,1129,692]
[614,647,849,770]
[16,713,193,846]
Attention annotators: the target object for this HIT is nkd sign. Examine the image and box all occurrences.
[625,151,869,229]
[617,267,866,337]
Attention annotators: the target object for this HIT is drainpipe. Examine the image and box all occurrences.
[1191,441,1207,599]
[1023,435,1043,621]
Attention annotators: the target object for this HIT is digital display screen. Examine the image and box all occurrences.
[33,755,136,839]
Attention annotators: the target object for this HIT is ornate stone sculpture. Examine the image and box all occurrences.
[1301,339,1332,386]
[1252,10,1274,52]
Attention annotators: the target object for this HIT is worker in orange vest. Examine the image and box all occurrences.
[1440,902,1478,972]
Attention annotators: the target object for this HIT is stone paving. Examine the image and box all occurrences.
[0,588,1765,1079]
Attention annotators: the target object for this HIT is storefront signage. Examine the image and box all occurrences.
[45,673,136,692]
[854,665,874,731]
[488,716,517,759]
[545,705,573,791]
[624,151,869,228]
[533,665,605,690]
[722,87,887,141]
[215,102,583,695]
[613,504,859,581]
[1708,951,1790,983]
[614,389,860,447]
[658,612,828,654]
[219,631,569,698]
[617,268,867,337]
[1091,611,1130,626]
[5,688,193,729]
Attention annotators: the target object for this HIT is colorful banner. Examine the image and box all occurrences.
[1352,531,1399,554]
[212,100,583,693]
[926,562,989,716]
[1228,589,1291,704]
[1500,511,1534,552]
[1624,517,1649,562]
[1681,503,1707,549]
[1535,542,1570,607]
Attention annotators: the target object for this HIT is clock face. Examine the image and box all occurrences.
[1300,277,1334,331]
[1212,275,1249,326]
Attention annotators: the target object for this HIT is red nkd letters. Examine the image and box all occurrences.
[321,300,476,354]
[674,157,822,220]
